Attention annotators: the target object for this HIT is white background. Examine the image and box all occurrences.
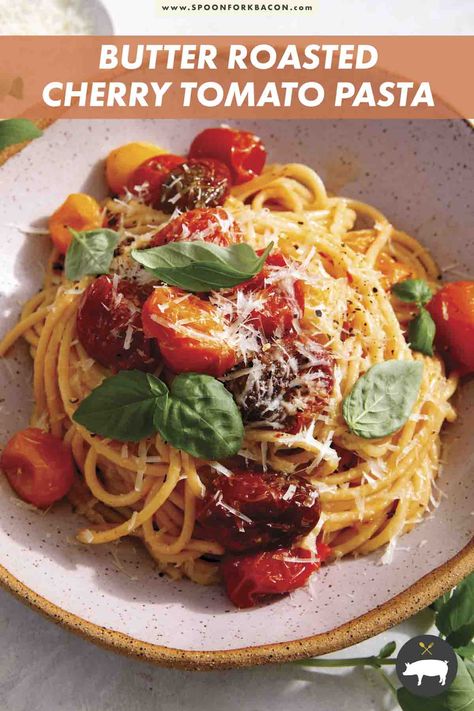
[0,1,472,710]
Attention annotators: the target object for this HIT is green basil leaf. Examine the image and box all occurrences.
[432,591,453,614]
[342,360,423,439]
[0,119,42,151]
[408,308,436,356]
[457,643,474,660]
[65,228,120,281]
[73,370,168,442]
[397,655,474,711]
[437,574,474,649]
[392,278,433,306]
[378,641,396,659]
[154,372,244,459]
[131,240,273,292]
[72,370,244,458]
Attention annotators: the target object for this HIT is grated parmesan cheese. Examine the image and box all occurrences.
[0,0,95,35]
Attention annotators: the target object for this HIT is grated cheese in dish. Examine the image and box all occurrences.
[0,0,94,35]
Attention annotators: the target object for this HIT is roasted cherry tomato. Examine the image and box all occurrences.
[106,142,166,195]
[142,285,238,376]
[1,428,74,508]
[160,158,231,214]
[150,207,241,248]
[127,154,185,205]
[77,275,160,372]
[198,470,320,553]
[427,281,474,375]
[222,544,330,608]
[239,251,305,337]
[49,193,103,255]
[189,127,266,185]
[226,335,335,429]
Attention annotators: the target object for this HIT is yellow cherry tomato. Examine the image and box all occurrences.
[105,142,167,195]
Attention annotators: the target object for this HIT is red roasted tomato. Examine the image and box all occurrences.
[76,275,160,372]
[197,470,320,553]
[189,127,266,185]
[142,285,238,377]
[127,153,185,205]
[222,544,331,608]
[150,207,241,248]
[239,251,305,337]
[1,428,74,508]
[226,335,335,430]
[159,158,231,213]
[427,281,474,375]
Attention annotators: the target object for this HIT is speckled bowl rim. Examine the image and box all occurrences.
[0,119,473,671]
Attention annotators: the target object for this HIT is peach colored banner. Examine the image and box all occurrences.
[0,37,472,119]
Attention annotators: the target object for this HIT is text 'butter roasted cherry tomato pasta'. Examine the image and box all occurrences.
[0,125,466,608]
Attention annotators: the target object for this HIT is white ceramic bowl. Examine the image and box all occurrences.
[0,119,473,669]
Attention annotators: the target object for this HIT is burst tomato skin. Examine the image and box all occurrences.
[142,286,238,377]
[160,158,231,213]
[197,470,320,553]
[1,428,74,508]
[189,128,266,185]
[222,545,328,608]
[427,281,474,374]
[150,207,241,248]
[239,251,305,337]
[76,276,160,372]
[127,154,185,205]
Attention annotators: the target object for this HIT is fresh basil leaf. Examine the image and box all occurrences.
[457,643,474,660]
[72,370,244,458]
[378,641,396,658]
[392,279,433,306]
[466,659,474,683]
[432,591,453,614]
[131,241,273,292]
[437,574,474,649]
[342,360,423,439]
[0,119,42,151]
[65,228,119,281]
[408,307,436,356]
[73,370,168,442]
[397,655,474,711]
[154,372,244,459]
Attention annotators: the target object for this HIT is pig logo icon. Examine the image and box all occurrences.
[403,659,449,686]
[396,635,457,698]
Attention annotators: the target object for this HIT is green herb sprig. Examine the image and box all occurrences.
[73,370,244,460]
[0,119,42,151]
[131,240,273,292]
[65,227,120,281]
[296,571,474,711]
[392,279,436,356]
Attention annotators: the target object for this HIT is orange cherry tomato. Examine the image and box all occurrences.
[427,281,474,374]
[1,428,75,508]
[142,286,238,377]
[48,193,103,255]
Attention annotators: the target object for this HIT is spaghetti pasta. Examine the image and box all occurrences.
[0,136,459,602]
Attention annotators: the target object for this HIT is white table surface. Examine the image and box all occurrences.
[0,1,471,709]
